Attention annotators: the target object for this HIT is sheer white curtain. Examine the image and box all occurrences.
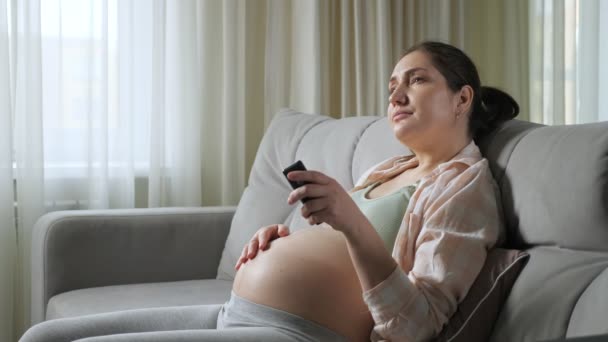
[529,0,608,124]
[0,1,16,340]
[1,0,252,339]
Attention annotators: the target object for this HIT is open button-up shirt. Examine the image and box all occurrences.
[349,140,505,341]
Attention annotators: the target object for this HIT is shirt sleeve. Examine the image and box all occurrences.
[363,161,503,341]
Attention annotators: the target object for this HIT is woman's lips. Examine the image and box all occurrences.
[393,112,412,122]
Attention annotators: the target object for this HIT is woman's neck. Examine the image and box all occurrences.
[410,138,471,173]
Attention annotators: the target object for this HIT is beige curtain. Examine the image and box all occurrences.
[263,0,530,124]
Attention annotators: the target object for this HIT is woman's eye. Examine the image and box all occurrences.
[388,87,396,94]
[411,77,424,84]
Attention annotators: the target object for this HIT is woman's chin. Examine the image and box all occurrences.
[392,124,418,144]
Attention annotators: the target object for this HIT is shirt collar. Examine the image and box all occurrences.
[393,140,482,180]
[396,139,480,166]
[356,140,482,190]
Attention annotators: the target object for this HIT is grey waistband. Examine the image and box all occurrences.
[217,291,348,342]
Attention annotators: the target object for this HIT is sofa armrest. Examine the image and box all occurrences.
[30,206,236,324]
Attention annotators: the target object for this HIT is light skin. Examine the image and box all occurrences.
[235,50,474,292]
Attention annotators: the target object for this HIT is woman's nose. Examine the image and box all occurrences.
[389,86,407,106]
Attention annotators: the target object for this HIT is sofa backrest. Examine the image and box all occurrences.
[478,119,608,251]
[217,108,608,341]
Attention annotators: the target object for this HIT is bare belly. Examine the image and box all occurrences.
[233,225,374,342]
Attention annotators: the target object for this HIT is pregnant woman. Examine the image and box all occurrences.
[20,41,517,342]
[228,41,516,341]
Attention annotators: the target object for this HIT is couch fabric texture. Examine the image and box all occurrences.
[29,109,608,342]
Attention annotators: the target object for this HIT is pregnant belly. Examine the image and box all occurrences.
[233,225,374,342]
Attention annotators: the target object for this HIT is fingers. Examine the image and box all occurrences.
[259,224,291,249]
[235,244,249,270]
[258,226,275,251]
[305,207,333,226]
[298,198,334,226]
[277,224,290,237]
[300,197,327,219]
[247,238,259,259]
[235,236,259,270]
[235,224,292,270]
[287,183,326,205]
[287,170,330,185]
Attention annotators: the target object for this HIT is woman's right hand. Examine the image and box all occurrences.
[235,224,290,270]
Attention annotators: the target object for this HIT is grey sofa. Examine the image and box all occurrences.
[27,109,608,341]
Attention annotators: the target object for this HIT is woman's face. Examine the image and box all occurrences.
[387,50,464,148]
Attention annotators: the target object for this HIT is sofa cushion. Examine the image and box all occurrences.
[489,246,608,342]
[479,120,608,251]
[435,248,529,342]
[46,279,232,320]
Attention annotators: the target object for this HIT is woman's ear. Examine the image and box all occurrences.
[456,85,474,117]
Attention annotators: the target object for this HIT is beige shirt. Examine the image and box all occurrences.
[349,140,505,341]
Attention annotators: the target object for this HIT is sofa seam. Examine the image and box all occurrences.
[565,264,608,335]
[293,117,333,160]
[497,126,538,189]
[351,117,384,185]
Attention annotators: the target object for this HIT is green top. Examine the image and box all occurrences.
[350,181,417,252]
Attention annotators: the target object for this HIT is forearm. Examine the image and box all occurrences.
[344,220,398,291]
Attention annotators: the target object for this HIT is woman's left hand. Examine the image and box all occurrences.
[286,170,369,236]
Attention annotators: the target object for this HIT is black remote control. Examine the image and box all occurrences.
[282,160,311,203]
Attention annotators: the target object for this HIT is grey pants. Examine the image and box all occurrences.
[19,292,347,342]
[218,291,347,342]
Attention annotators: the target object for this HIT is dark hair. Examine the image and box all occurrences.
[403,41,519,142]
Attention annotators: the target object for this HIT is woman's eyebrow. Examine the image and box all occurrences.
[404,67,427,78]
[389,67,428,84]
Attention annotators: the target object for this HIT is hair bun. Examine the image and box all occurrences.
[480,86,519,125]
[472,86,519,142]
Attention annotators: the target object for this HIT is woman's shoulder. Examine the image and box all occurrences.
[432,156,494,189]
[431,141,490,180]
[426,143,496,193]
